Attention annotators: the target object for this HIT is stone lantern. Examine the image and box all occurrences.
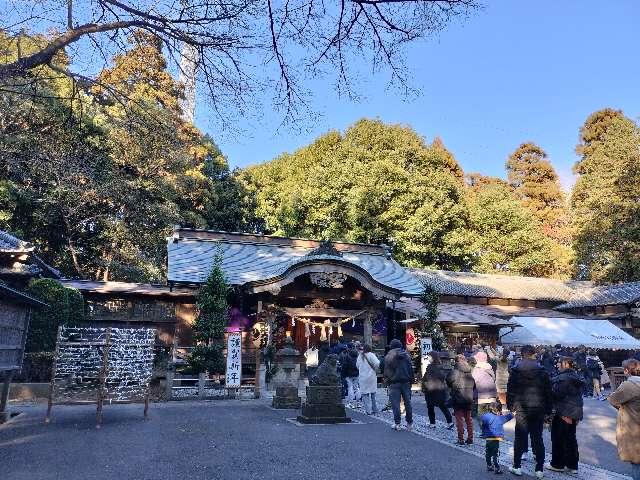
[271,337,302,409]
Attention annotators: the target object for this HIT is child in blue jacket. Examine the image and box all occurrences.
[480,403,514,474]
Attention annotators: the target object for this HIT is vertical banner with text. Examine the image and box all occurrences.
[225,332,242,388]
[420,336,433,376]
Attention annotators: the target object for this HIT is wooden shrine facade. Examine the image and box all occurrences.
[166,228,425,355]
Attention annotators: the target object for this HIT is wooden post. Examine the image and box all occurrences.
[198,372,206,398]
[45,326,63,424]
[254,347,261,399]
[96,328,112,429]
[143,391,150,419]
[254,301,263,399]
[165,369,174,400]
[0,371,13,423]
[363,311,373,347]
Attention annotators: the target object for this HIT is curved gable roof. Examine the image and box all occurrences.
[167,229,423,297]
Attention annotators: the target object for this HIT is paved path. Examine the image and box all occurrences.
[1,400,528,480]
[2,393,630,480]
[367,388,632,479]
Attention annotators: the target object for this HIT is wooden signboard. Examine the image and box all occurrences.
[46,326,155,427]
[0,303,30,373]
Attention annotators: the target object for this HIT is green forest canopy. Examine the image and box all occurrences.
[1,33,638,284]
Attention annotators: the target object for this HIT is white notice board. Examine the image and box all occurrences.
[225,332,242,388]
[420,337,433,376]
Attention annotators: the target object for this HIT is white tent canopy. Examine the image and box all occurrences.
[500,317,640,350]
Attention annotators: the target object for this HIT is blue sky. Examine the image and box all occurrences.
[195,0,640,188]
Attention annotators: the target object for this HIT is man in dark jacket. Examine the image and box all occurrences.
[540,348,556,378]
[422,351,454,428]
[340,343,360,406]
[573,346,591,397]
[383,339,414,431]
[447,355,476,445]
[547,357,584,474]
[507,345,553,477]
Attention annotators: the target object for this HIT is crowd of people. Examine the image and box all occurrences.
[323,337,640,479]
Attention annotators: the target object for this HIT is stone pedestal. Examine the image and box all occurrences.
[271,338,302,409]
[297,385,351,424]
[272,385,301,409]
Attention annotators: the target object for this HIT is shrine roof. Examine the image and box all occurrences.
[396,297,578,328]
[556,281,640,310]
[167,228,424,297]
[410,268,592,302]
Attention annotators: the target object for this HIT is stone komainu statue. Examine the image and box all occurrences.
[310,353,340,386]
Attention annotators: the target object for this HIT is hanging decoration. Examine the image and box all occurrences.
[283,310,366,338]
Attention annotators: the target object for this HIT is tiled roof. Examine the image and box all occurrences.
[556,282,640,310]
[0,230,32,253]
[167,229,424,297]
[410,268,592,302]
[396,297,577,328]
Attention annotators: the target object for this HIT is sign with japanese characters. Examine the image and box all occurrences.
[225,332,242,388]
[405,327,416,351]
[420,337,433,376]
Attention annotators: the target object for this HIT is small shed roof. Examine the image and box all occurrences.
[396,297,520,328]
[410,268,591,302]
[61,279,196,298]
[0,230,33,253]
[500,317,640,350]
[556,282,640,310]
[0,283,48,307]
[167,229,424,297]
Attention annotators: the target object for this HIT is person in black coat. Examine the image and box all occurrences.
[507,345,553,476]
[540,347,556,378]
[547,356,584,474]
[422,351,454,428]
[573,346,591,397]
[447,354,476,445]
[384,339,414,430]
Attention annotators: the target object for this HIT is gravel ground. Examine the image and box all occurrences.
[393,389,632,478]
[355,390,631,480]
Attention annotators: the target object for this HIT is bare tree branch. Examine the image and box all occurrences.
[0,0,481,124]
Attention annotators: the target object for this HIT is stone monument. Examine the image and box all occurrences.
[297,354,351,424]
[271,337,302,409]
